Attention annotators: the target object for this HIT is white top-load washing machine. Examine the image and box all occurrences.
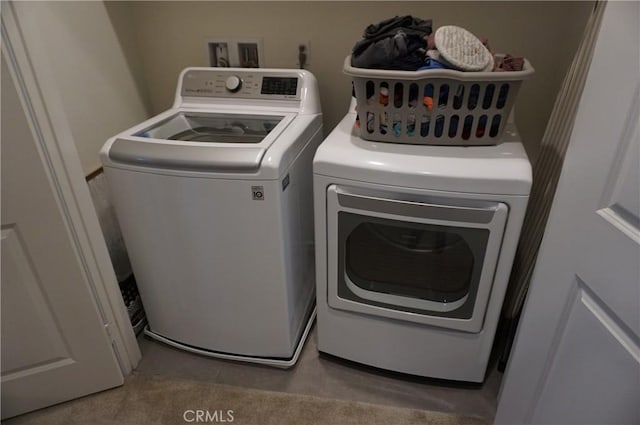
[101,68,322,367]
[313,102,531,382]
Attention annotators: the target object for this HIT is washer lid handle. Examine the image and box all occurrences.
[108,139,265,172]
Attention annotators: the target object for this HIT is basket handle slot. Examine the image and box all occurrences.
[476,115,488,137]
[496,84,510,109]
[365,80,375,101]
[453,85,465,110]
[389,113,399,137]
[482,84,496,109]
[468,84,480,110]
[393,83,404,108]
[462,115,474,140]
[420,115,431,137]
[379,82,389,107]
[407,113,417,137]
[490,115,502,137]
[379,111,388,135]
[423,84,435,111]
[434,114,445,138]
[409,83,419,109]
[436,84,450,108]
[449,115,460,138]
[365,111,375,134]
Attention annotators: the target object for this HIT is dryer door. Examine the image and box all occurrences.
[326,185,508,333]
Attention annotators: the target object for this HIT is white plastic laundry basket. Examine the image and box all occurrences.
[345,55,535,146]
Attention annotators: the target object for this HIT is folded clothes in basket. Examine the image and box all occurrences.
[352,19,525,73]
[495,54,525,72]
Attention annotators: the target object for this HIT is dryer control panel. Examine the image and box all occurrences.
[181,69,302,100]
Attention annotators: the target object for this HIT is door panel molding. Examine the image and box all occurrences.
[1,1,140,375]
[578,282,640,363]
[598,84,640,236]
[1,226,73,377]
[530,278,640,424]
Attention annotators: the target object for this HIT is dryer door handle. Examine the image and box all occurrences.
[336,189,500,224]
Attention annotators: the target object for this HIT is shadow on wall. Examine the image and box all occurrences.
[104,1,153,115]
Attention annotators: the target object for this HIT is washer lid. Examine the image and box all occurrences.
[106,110,296,173]
[137,111,283,144]
[109,139,267,172]
[313,112,532,196]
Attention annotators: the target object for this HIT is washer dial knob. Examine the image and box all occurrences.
[225,75,242,92]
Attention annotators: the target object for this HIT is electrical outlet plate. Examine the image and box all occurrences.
[206,38,264,68]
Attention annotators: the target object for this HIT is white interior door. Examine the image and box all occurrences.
[1,55,124,419]
[495,3,640,424]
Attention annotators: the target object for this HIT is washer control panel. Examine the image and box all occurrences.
[181,70,301,100]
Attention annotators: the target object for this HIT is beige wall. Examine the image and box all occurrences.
[14,1,150,175]
[128,1,593,162]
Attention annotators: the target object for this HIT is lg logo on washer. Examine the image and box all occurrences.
[251,186,265,200]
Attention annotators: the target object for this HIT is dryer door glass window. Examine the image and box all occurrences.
[338,212,489,319]
[136,113,283,144]
[347,221,477,303]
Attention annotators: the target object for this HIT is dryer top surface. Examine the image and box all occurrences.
[314,109,532,196]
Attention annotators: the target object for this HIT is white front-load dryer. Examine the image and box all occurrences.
[101,68,322,367]
[313,103,531,382]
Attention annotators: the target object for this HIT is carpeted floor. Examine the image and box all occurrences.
[4,373,488,425]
